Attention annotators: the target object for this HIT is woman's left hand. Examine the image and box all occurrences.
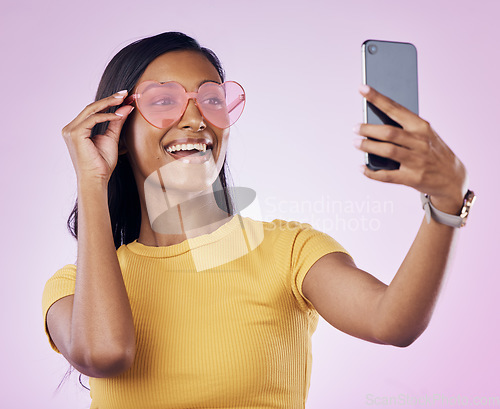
[354,85,468,215]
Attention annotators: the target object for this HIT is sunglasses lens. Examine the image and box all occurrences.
[197,81,246,129]
[223,81,245,127]
[136,81,186,128]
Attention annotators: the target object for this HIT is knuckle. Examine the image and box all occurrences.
[379,171,393,183]
[385,127,399,141]
[419,119,432,133]
[384,98,400,114]
[61,125,71,139]
[385,144,398,158]
[420,138,432,154]
[412,131,426,142]
[424,139,432,152]
[392,99,403,110]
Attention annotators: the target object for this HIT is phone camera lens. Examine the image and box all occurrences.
[368,44,378,54]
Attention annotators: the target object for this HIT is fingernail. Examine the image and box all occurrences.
[353,138,363,149]
[359,84,370,95]
[115,106,134,117]
[114,90,128,98]
[353,123,361,134]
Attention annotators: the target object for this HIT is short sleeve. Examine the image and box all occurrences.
[41,264,77,354]
[285,221,351,312]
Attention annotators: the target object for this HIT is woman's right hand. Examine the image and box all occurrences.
[62,90,134,184]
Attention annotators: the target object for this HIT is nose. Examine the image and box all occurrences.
[178,98,206,131]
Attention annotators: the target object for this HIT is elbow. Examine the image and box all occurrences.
[374,324,427,348]
[86,347,136,378]
[389,336,419,348]
[72,345,136,378]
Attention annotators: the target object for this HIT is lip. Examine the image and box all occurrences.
[163,137,213,151]
[163,137,214,164]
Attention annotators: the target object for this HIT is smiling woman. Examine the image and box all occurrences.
[42,32,352,408]
[65,33,236,249]
[41,31,472,409]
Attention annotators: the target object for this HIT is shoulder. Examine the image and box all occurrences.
[244,217,348,257]
[254,218,315,235]
[262,218,337,245]
[45,264,77,282]
[237,217,314,245]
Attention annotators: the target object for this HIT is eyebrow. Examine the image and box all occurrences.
[136,79,222,94]
[199,79,221,86]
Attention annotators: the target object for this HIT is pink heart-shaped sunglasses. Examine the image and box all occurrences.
[123,80,246,129]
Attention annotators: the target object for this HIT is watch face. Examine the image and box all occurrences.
[460,190,476,220]
[465,190,476,205]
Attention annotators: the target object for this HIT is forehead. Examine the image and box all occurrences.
[138,50,221,91]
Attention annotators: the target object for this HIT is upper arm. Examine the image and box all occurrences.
[46,295,101,377]
[46,295,81,364]
[302,252,389,344]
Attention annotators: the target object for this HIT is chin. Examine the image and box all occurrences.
[167,176,218,193]
[143,164,221,225]
[145,160,220,191]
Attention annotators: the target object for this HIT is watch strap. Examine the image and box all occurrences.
[420,193,466,228]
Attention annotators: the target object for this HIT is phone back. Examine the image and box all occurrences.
[362,40,419,170]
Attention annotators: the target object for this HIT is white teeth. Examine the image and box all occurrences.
[166,143,208,153]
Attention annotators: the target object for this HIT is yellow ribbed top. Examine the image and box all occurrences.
[42,216,350,409]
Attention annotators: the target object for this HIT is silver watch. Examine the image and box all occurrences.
[420,190,476,228]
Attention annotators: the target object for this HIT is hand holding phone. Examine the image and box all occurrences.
[355,61,468,216]
[362,40,419,171]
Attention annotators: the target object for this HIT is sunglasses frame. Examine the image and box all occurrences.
[122,80,245,129]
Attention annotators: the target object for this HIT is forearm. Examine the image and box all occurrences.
[70,179,136,368]
[375,197,462,347]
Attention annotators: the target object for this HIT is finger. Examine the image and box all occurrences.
[360,85,422,131]
[356,123,425,150]
[361,164,425,190]
[105,106,134,140]
[75,111,129,136]
[354,137,411,163]
[75,90,129,122]
[361,165,406,185]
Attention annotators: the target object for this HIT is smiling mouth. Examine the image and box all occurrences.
[164,143,214,163]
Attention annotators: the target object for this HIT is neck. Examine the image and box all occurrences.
[137,180,233,247]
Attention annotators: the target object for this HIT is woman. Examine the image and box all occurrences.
[42,31,473,408]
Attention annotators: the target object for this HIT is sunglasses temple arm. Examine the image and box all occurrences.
[122,95,136,106]
[227,95,245,114]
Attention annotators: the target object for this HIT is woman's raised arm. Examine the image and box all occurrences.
[303,85,469,347]
[47,93,136,377]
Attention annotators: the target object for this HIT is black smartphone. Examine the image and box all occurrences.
[362,39,419,171]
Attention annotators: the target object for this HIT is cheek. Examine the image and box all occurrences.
[122,114,168,172]
[217,129,230,155]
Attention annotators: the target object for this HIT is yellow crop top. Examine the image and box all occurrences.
[42,216,351,409]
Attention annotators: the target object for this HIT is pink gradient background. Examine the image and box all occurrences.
[1,0,498,407]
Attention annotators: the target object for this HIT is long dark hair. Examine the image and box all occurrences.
[58,31,235,393]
